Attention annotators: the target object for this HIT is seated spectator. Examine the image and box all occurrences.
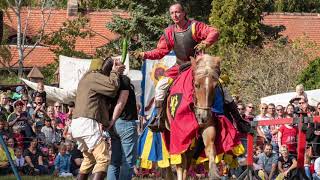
[21,94,32,117]
[276,145,297,180]
[255,103,271,146]
[256,143,278,180]
[41,118,54,145]
[47,106,63,129]
[278,123,298,155]
[7,100,34,138]
[24,137,47,175]
[285,104,295,118]
[14,148,25,174]
[31,94,46,122]
[298,98,313,116]
[33,122,46,148]
[313,157,320,180]
[48,145,56,174]
[0,143,15,175]
[245,103,255,119]
[267,103,276,119]
[12,86,24,101]
[53,101,67,126]
[6,137,15,149]
[12,126,24,150]
[54,144,73,177]
[0,120,11,140]
[276,105,285,119]
[0,93,12,118]
[68,142,83,176]
[51,119,62,147]
[66,101,75,120]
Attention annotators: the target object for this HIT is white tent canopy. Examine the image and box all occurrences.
[23,55,142,104]
[261,89,320,107]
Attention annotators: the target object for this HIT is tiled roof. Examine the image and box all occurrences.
[8,45,55,68]
[2,8,129,68]
[262,13,320,45]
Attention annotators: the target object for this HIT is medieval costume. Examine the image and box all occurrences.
[70,59,120,180]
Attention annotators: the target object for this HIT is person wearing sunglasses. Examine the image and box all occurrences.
[255,103,271,146]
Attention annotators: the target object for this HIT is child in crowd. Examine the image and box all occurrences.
[14,148,25,174]
[294,84,308,103]
[48,145,56,171]
[12,126,24,150]
[54,144,73,177]
[41,118,54,145]
[32,82,46,104]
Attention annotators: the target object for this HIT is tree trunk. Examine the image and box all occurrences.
[17,8,23,77]
[0,10,3,43]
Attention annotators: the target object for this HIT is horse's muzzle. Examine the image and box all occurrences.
[195,109,212,125]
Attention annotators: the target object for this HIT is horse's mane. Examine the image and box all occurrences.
[193,54,221,80]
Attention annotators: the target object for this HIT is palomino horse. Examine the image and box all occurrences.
[162,54,221,180]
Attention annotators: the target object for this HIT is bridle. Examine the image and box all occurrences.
[193,55,220,111]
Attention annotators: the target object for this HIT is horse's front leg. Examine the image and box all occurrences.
[202,123,221,180]
[176,153,188,180]
[161,167,174,180]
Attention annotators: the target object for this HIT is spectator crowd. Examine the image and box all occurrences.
[0,80,320,180]
[0,82,82,177]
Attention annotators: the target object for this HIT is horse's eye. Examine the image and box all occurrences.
[195,83,200,89]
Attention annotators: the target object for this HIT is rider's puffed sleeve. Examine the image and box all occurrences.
[143,35,172,60]
[194,21,219,45]
[93,71,120,98]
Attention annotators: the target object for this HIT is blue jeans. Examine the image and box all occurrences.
[304,166,311,179]
[107,119,138,180]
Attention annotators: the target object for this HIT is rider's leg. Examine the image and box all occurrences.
[148,76,173,131]
[222,88,251,133]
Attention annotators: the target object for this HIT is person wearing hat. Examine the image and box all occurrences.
[7,100,33,138]
[70,57,125,180]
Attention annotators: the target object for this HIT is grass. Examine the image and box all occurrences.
[0,176,73,180]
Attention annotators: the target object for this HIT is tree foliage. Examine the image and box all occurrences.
[223,41,311,105]
[298,57,320,90]
[268,0,320,12]
[41,62,58,84]
[209,0,266,52]
[43,16,93,59]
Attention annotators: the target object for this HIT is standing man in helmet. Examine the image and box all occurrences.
[70,58,125,180]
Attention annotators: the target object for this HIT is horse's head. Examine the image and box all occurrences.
[191,54,221,124]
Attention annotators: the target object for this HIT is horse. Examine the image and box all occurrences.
[161,54,222,180]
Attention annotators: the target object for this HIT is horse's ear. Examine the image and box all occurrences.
[214,57,222,67]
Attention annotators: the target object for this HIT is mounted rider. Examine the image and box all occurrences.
[134,3,250,133]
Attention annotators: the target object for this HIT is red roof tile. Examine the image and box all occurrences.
[262,13,320,45]
[2,8,129,68]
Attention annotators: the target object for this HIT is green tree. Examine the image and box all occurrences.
[262,0,320,12]
[297,57,320,90]
[209,0,265,52]
[41,62,58,84]
[223,41,311,105]
[43,16,93,59]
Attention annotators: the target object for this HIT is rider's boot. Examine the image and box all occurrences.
[225,101,251,133]
[148,100,165,132]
